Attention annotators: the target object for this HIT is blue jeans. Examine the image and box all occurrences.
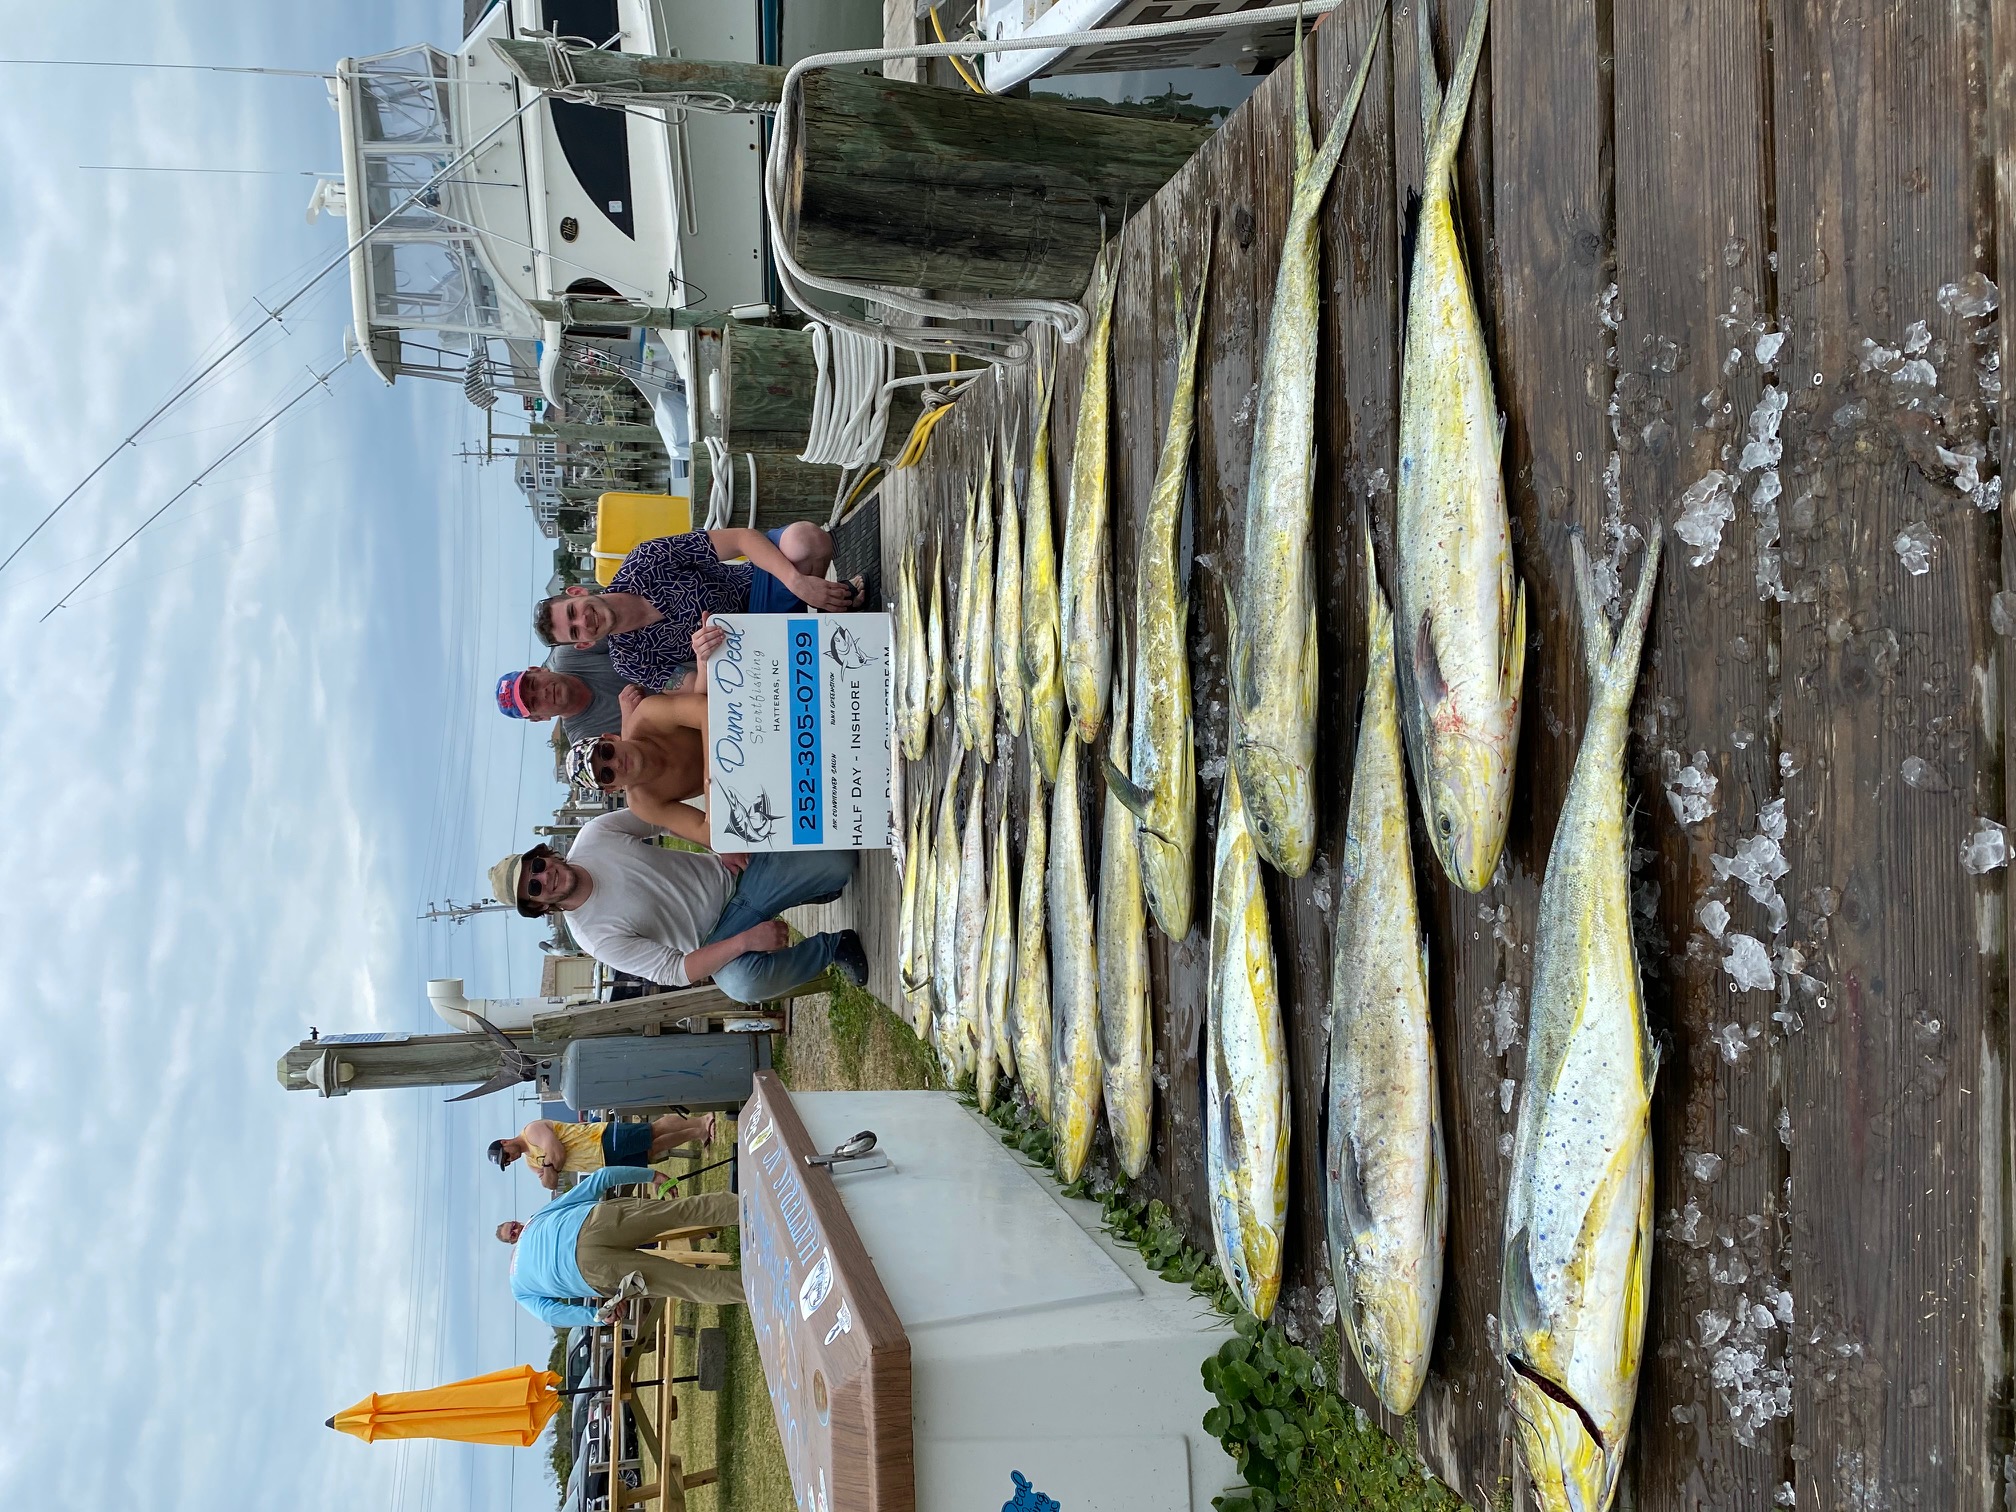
[703,849,857,1002]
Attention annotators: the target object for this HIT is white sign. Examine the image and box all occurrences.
[703,612,893,852]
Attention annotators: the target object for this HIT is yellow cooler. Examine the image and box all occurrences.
[593,492,692,584]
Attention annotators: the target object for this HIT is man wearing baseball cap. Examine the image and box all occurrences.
[495,643,638,743]
[488,818,867,1000]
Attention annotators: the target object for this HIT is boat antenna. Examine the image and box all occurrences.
[0,85,549,582]
[40,358,350,621]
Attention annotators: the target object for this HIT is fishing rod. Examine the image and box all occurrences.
[1,79,553,582]
[40,358,348,621]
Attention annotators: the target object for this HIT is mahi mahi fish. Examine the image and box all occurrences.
[974,813,1000,1111]
[952,478,978,750]
[1106,241,1212,940]
[1325,525,1445,1415]
[981,811,1017,1110]
[898,788,932,1036]
[926,538,948,718]
[931,747,965,1075]
[1229,14,1383,878]
[1205,691,1290,1320]
[955,765,988,1079]
[1060,246,1118,745]
[1048,738,1102,1183]
[897,542,930,760]
[1499,532,1662,1512]
[1022,349,1068,782]
[994,411,1026,738]
[1395,0,1526,894]
[1097,641,1153,1178]
[1012,755,1054,1124]
[967,443,998,761]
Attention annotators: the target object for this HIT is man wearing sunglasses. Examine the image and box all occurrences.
[557,686,718,846]
[530,525,867,694]
[488,818,867,1001]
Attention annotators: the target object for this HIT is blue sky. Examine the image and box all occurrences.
[0,3,576,1508]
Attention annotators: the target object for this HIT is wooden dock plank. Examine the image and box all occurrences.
[1611,3,1794,1508]
[1770,1,2002,1506]
[822,6,2015,1506]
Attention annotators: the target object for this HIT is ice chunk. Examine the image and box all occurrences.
[1711,1022,1752,1064]
[1995,593,2016,637]
[1713,832,1789,922]
[1759,798,1786,841]
[1725,934,1775,992]
[1961,817,2011,874]
[1937,444,1982,495]
[1892,356,1938,388]
[1856,338,1901,374]
[1685,1151,1726,1183]
[1499,1077,1517,1114]
[1776,1107,1793,1148]
[1598,282,1623,330]
[1904,319,1933,354]
[1978,476,2003,513]
[1755,330,1785,367]
[1901,755,1948,791]
[1938,272,2000,318]
[1775,1483,1797,1508]
[1674,470,1737,566]
[1675,1198,1707,1247]
[1894,520,1936,575]
[1663,749,1720,827]
[1497,1131,1513,1157]
[1697,1309,1732,1347]
[1487,981,1526,1057]
[1699,898,1731,939]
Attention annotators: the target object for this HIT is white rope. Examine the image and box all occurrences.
[760,1,1349,366]
[701,435,758,531]
[798,322,894,470]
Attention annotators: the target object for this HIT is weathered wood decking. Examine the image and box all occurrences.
[807,2,2014,1506]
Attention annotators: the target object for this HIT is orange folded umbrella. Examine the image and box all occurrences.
[329,1364,561,1447]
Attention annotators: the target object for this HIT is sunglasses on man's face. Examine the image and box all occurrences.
[523,855,554,899]
[591,739,619,788]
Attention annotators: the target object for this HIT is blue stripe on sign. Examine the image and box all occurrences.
[788,619,823,844]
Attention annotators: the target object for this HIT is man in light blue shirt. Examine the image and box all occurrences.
[495,1165,744,1327]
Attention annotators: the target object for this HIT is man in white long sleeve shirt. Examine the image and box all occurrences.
[489,810,866,999]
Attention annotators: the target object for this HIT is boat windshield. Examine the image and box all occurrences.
[369,240,501,334]
[354,47,452,148]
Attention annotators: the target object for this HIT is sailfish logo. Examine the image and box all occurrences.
[721,785,782,844]
[826,625,879,671]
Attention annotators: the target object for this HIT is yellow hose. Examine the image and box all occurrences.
[928,6,989,95]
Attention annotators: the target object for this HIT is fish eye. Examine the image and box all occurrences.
[1438,815,1454,838]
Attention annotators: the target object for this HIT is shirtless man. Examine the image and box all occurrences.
[565,688,717,847]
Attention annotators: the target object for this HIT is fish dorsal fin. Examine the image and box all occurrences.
[1501,566,1528,704]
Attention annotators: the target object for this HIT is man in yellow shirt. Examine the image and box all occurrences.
[487,1113,717,1192]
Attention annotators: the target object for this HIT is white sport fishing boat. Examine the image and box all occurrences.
[318,0,879,428]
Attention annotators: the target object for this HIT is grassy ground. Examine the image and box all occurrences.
[634,972,937,1512]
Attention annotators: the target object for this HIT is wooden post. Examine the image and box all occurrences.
[275,1031,565,1095]
[691,447,845,525]
[532,987,738,1041]
[491,39,787,111]
[489,41,1210,301]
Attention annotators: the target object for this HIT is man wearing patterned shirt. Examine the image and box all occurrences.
[533,525,865,691]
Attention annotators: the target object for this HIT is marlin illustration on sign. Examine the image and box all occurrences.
[826,625,881,671]
[721,786,782,845]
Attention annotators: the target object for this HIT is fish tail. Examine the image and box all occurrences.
[1415,0,1443,150]
[1361,518,1392,659]
[1607,529,1663,698]
[1424,0,1488,187]
[1568,531,1612,687]
[1290,9,1314,173]
[1300,0,1386,205]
